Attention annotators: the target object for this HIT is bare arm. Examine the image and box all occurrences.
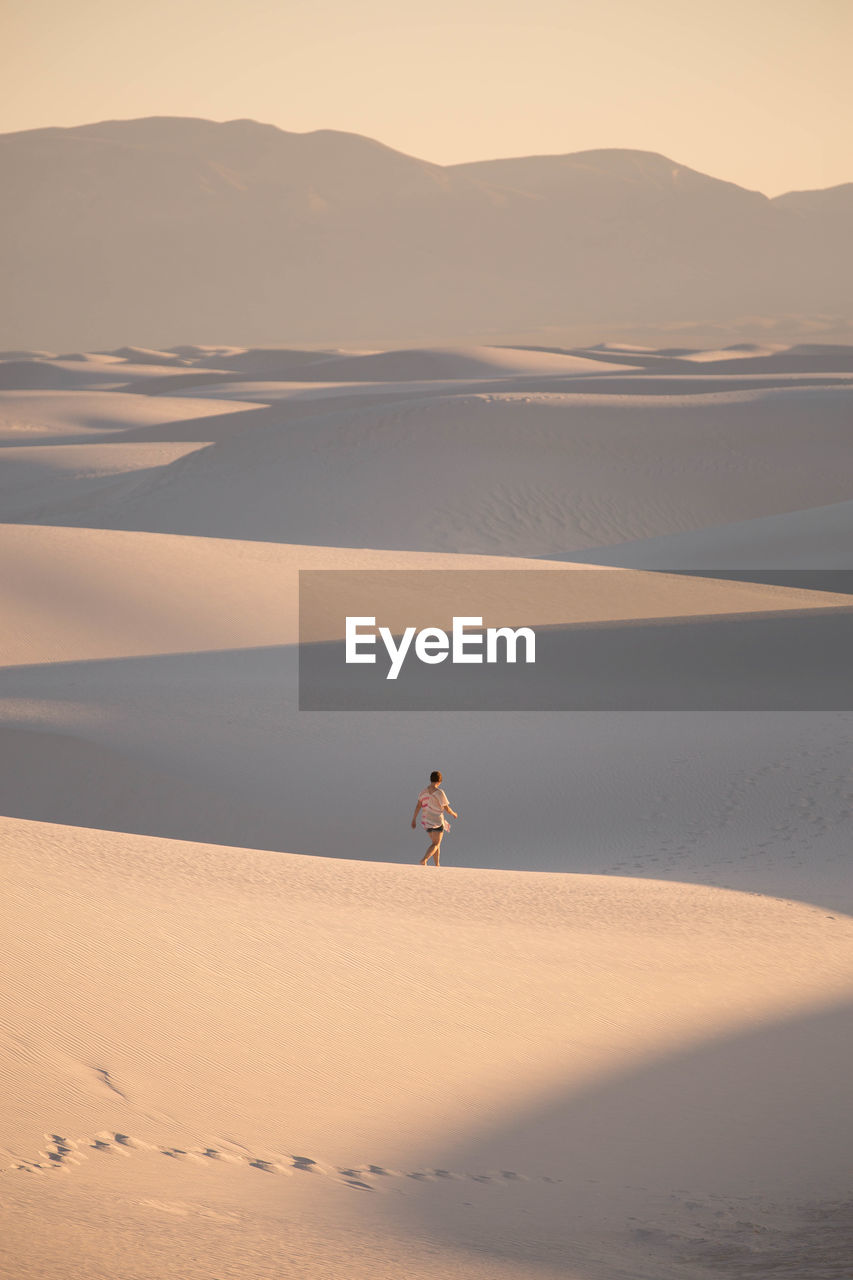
[443,803,459,819]
[411,800,422,828]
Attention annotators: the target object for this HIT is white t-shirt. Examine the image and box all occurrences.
[418,787,449,828]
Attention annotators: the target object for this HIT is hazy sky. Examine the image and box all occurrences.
[3,0,851,195]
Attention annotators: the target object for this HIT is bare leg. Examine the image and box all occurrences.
[420,832,443,865]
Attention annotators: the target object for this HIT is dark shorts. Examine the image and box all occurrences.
[426,825,444,833]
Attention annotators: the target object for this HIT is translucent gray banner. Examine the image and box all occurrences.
[298,570,853,710]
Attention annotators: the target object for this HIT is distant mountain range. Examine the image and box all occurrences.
[2,116,851,350]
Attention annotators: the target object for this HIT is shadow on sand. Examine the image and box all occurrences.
[407,996,853,1278]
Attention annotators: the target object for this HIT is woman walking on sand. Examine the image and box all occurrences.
[412,770,458,866]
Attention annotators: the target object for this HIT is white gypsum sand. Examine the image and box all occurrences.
[1,342,852,1280]
[2,815,852,1280]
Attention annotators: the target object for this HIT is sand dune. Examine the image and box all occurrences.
[528,341,853,376]
[0,443,208,521]
[0,349,57,360]
[0,360,93,389]
[2,815,851,1279]
[675,349,853,373]
[566,496,853,570]
[2,341,853,1279]
[0,358,231,392]
[0,390,264,443]
[603,344,853,374]
[289,345,639,380]
[119,346,653,395]
[168,343,262,358]
[666,344,785,361]
[2,690,852,907]
[106,346,191,365]
[12,384,848,556]
[123,340,853,388]
[7,340,852,390]
[55,352,127,363]
[188,346,345,374]
[2,519,851,911]
[0,523,624,665]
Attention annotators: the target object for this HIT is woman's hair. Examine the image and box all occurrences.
[430,770,442,784]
